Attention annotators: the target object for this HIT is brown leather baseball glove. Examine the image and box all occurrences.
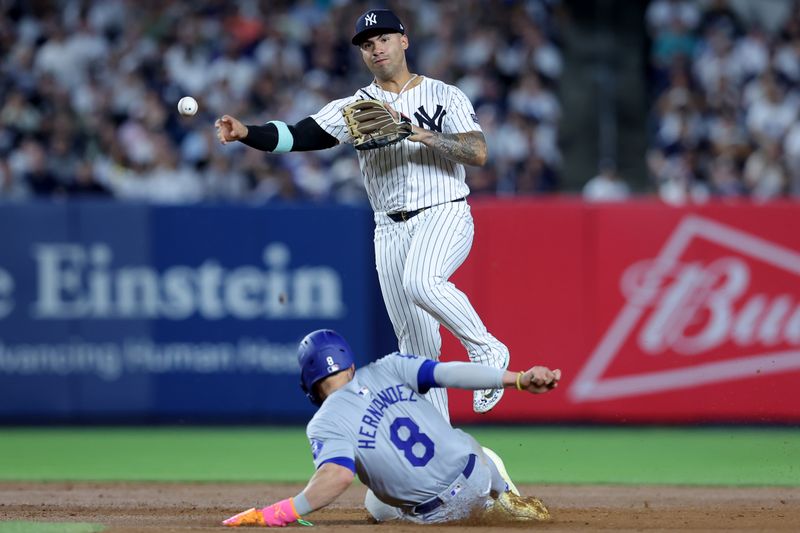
[342,99,412,150]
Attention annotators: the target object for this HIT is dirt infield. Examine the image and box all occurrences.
[2,482,799,532]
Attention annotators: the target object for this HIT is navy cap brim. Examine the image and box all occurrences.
[351,27,404,46]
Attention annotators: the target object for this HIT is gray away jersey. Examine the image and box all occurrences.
[310,77,480,213]
[305,354,477,508]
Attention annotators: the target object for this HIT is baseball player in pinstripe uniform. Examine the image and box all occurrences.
[216,9,510,418]
[222,330,559,526]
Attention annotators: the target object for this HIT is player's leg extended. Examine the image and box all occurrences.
[402,202,510,412]
[374,216,450,420]
[364,489,403,522]
[466,434,550,522]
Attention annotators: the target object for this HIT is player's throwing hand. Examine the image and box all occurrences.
[215,115,248,144]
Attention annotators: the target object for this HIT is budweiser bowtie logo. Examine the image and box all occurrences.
[571,215,800,402]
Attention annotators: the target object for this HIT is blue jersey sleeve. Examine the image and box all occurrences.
[373,353,440,394]
[416,359,439,394]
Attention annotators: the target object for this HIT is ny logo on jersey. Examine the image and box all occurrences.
[365,13,377,25]
[414,105,447,132]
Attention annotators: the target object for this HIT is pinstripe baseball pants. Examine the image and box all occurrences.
[374,200,509,421]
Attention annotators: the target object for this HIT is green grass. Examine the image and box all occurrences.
[0,427,313,482]
[0,427,798,486]
[0,523,103,533]
[469,426,800,486]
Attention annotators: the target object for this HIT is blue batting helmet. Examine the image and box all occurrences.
[298,329,355,406]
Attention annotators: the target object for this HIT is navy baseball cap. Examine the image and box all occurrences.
[351,9,405,46]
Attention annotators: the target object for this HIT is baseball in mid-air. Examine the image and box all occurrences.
[177,96,198,116]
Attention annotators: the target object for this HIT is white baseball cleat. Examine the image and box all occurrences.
[473,388,504,414]
[473,350,510,413]
[482,446,520,496]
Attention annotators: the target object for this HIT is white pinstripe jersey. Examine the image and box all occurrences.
[310,77,481,213]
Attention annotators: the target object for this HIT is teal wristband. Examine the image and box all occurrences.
[268,120,294,153]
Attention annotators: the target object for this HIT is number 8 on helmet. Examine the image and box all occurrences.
[298,330,355,406]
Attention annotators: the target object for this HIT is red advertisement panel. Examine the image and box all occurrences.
[444,199,800,423]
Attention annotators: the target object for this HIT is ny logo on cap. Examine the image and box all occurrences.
[365,12,377,25]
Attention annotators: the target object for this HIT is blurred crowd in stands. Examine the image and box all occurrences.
[0,0,564,203]
[644,0,800,203]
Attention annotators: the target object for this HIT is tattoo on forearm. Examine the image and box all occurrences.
[427,131,487,166]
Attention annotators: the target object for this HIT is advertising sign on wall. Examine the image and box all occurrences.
[444,200,800,423]
[0,202,383,421]
[3,199,798,423]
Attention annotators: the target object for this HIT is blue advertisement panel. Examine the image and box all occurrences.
[0,201,385,422]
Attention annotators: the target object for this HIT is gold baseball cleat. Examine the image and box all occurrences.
[494,492,551,521]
